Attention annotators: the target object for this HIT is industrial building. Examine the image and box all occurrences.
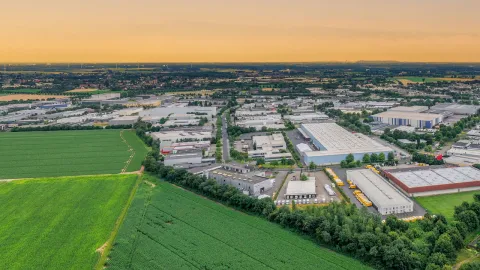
[206,164,273,196]
[383,166,480,197]
[430,103,480,115]
[140,106,217,119]
[284,180,317,199]
[296,143,313,155]
[389,106,428,113]
[347,169,414,215]
[108,116,139,126]
[151,130,212,147]
[284,112,329,123]
[252,133,286,150]
[164,151,203,166]
[370,111,443,128]
[300,123,393,165]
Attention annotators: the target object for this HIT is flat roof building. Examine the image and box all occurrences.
[164,151,203,166]
[389,106,429,113]
[151,130,212,147]
[207,164,273,196]
[284,113,329,123]
[370,111,443,128]
[252,133,286,150]
[347,169,414,215]
[140,106,216,119]
[300,123,393,165]
[430,103,480,115]
[285,180,317,199]
[384,166,480,197]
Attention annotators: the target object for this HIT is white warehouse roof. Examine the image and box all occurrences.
[301,123,393,157]
[347,169,413,209]
[372,111,443,121]
[285,180,316,196]
[389,167,480,188]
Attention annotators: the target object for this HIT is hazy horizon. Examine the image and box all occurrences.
[2,0,479,63]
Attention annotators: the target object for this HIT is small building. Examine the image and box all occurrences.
[285,180,317,199]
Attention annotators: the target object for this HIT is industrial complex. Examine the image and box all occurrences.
[347,169,414,215]
[300,123,393,165]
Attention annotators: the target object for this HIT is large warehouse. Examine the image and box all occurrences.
[370,111,443,128]
[347,169,414,215]
[300,123,393,165]
[383,166,480,197]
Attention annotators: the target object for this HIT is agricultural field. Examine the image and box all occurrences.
[0,129,148,179]
[0,93,66,101]
[395,76,478,85]
[0,174,138,270]
[0,88,41,94]
[416,191,479,221]
[107,176,370,270]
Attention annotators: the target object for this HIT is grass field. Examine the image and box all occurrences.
[416,191,479,221]
[107,176,370,270]
[0,174,138,270]
[0,130,148,179]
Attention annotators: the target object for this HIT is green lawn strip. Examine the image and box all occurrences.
[415,191,479,221]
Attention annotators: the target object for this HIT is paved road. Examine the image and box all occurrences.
[221,113,230,162]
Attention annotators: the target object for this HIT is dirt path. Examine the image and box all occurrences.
[120,130,136,173]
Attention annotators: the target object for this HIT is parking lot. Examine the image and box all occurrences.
[274,170,341,205]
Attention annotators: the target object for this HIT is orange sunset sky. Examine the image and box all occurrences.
[1,0,480,63]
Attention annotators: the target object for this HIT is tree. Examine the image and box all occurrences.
[456,210,479,232]
[387,152,395,162]
[378,152,385,163]
[460,261,480,270]
[345,153,354,163]
[256,158,265,165]
[281,157,287,165]
[362,154,371,164]
[370,153,378,163]
[433,234,456,259]
[355,160,362,167]
[309,162,317,170]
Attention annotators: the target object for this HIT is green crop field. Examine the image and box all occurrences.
[416,191,479,221]
[0,174,137,270]
[107,176,370,270]
[1,88,41,94]
[0,129,148,179]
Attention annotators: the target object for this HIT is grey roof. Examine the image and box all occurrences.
[285,180,316,196]
[210,169,269,184]
[347,169,412,208]
[388,166,480,188]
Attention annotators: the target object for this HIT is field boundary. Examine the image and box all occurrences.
[95,173,144,270]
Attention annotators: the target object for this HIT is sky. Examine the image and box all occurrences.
[1,0,480,63]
